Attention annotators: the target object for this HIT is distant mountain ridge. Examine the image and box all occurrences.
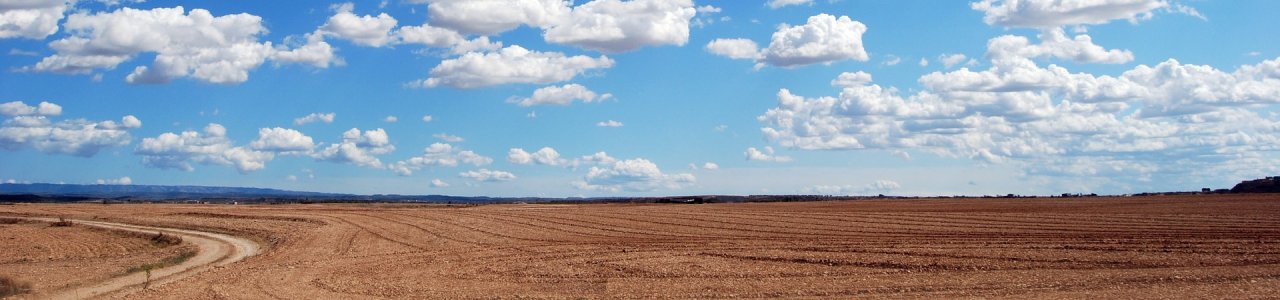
[0,183,349,199]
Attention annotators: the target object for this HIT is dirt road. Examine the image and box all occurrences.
[19,217,260,300]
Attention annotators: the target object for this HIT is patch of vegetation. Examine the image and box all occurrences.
[149,232,183,247]
[0,218,28,225]
[0,275,33,297]
[49,217,74,227]
[126,250,197,274]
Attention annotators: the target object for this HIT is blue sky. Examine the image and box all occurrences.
[1,0,1278,196]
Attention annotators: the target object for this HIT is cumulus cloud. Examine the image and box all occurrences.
[804,180,900,195]
[971,0,1170,28]
[0,101,140,157]
[135,124,275,173]
[745,146,792,162]
[988,27,1133,64]
[421,115,434,123]
[459,168,517,182]
[430,178,450,187]
[417,0,570,35]
[767,0,813,9]
[705,38,761,60]
[270,32,340,69]
[510,84,612,106]
[384,115,398,123]
[248,127,315,153]
[432,133,463,142]
[390,143,492,176]
[318,3,398,47]
[410,45,614,89]
[508,147,565,166]
[28,6,335,84]
[708,14,868,68]
[572,158,695,192]
[294,112,335,125]
[542,0,696,53]
[758,33,1280,191]
[939,53,968,69]
[415,0,694,52]
[0,0,68,39]
[0,101,61,117]
[311,128,395,169]
[596,120,623,127]
[95,176,132,185]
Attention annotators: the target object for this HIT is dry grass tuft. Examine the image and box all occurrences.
[0,275,33,297]
[49,217,74,227]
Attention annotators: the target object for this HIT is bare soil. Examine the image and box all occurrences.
[2,194,1279,299]
[0,219,196,295]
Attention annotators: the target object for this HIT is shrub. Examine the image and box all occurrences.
[0,275,33,297]
[50,217,74,227]
[150,232,183,247]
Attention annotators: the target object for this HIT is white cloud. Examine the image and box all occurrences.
[318,3,398,47]
[430,178,450,187]
[508,147,565,166]
[270,32,339,69]
[0,0,68,39]
[248,127,315,153]
[28,6,333,84]
[417,0,570,35]
[0,101,140,157]
[971,0,1169,28]
[411,45,614,89]
[572,158,695,192]
[766,0,813,9]
[95,176,132,185]
[705,38,761,60]
[390,143,492,176]
[831,71,872,88]
[695,5,720,13]
[938,53,968,69]
[414,0,695,53]
[421,115,433,123]
[919,57,929,67]
[804,180,900,195]
[432,133,463,142]
[384,115,398,123]
[988,27,1133,64]
[0,101,61,117]
[702,162,719,170]
[542,0,696,53]
[745,146,792,162]
[312,128,395,169]
[459,168,517,182]
[709,14,868,68]
[883,55,901,66]
[510,84,612,106]
[135,124,276,173]
[294,112,336,125]
[596,120,623,127]
[758,32,1280,191]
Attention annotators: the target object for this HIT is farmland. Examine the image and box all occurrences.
[2,194,1280,298]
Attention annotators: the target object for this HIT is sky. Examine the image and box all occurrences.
[1,0,1278,197]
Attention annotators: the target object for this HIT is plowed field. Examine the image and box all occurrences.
[0,218,195,294]
[3,194,1279,299]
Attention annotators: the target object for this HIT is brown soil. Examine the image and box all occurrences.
[2,194,1279,299]
[0,219,196,295]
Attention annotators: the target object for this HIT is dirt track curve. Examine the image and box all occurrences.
[20,217,260,300]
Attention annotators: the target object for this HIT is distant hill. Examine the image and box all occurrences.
[1231,176,1280,193]
[0,183,573,204]
[0,183,349,200]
